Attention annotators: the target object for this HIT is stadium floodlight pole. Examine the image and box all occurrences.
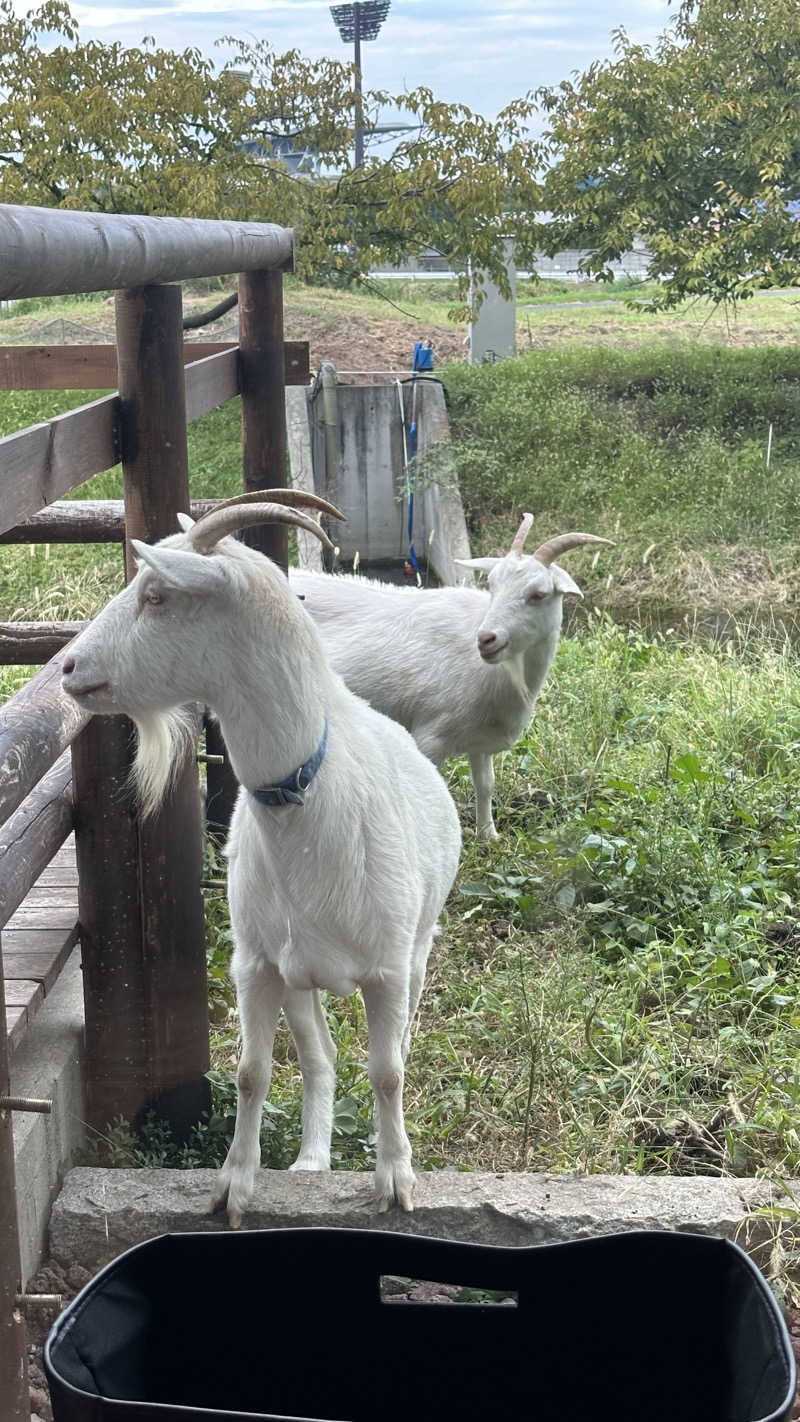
[330,2,390,168]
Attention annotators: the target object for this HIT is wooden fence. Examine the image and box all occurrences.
[0,203,309,1420]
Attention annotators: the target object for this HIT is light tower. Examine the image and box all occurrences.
[329,1,390,168]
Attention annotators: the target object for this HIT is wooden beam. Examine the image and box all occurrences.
[0,498,220,547]
[0,393,119,536]
[0,622,86,664]
[0,341,309,391]
[0,204,293,299]
[0,753,73,928]
[184,348,239,422]
[74,283,210,1143]
[239,269,289,573]
[0,646,89,831]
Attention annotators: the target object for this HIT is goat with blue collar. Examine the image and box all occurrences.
[61,489,461,1225]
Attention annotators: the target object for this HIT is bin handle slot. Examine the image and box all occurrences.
[380,1275,518,1306]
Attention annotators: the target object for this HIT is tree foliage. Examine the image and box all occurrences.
[537,0,800,306]
[0,1,541,294]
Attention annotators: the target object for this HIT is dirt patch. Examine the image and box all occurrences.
[0,290,466,377]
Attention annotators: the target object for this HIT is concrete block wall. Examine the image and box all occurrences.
[11,948,86,1282]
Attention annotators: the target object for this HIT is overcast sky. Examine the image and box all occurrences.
[63,0,675,123]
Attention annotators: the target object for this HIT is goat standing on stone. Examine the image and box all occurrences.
[292,517,613,838]
[61,490,462,1225]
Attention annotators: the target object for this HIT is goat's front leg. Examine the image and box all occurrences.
[362,974,415,1213]
[470,752,499,840]
[210,957,284,1228]
[285,988,336,1172]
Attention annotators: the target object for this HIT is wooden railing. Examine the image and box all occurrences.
[0,203,309,1421]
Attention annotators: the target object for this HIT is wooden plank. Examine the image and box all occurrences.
[0,392,120,536]
[14,889,77,909]
[0,341,308,390]
[3,928,79,991]
[0,496,219,546]
[37,861,78,888]
[187,342,308,384]
[5,978,43,1013]
[0,621,86,663]
[0,751,74,927]
[0,647,89,829]
[184,348,239,422]
[4,905,78,930]
[5,1004,26,1052]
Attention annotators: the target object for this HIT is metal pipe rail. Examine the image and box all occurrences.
[0,205,294,300]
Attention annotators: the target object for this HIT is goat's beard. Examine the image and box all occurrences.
[131,707,197,818]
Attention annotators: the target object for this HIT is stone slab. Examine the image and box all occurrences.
[49,1166,795,1275]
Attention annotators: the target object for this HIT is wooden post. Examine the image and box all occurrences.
[74,284,210,1143]
[239,269,289,575]
[0,933,30,1422]
[199,267,291,840]
[72,717,147,1131]
[203,716,239,849]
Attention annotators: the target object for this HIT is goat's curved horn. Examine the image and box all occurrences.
[204,487,344,522]
[510,512,534,554]
[186,502,338,555]
[532,532,615,566]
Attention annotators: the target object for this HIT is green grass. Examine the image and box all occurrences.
[443,344,800,613]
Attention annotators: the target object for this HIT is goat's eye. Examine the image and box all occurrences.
[145,587,163,606]
[527,589,546,603]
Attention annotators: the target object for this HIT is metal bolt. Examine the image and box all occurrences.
[0,1096,52,1114]
[15,1293,62,1309]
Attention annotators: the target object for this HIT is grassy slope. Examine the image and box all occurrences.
[5,283,800,1188]
[444,344,800,615]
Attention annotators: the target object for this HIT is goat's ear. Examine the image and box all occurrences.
[176,512,195,533]
[453,557,501,573]
[132,541,227,594]
[552,563,582,598]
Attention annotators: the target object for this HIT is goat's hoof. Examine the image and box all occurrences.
[227,1207,243,1230]
[478,824,500,841]
[375,1162,416,1213]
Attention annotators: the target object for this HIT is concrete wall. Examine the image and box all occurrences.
[468,247,517,365]
[288,378,473,584]
[11,947,86,1283]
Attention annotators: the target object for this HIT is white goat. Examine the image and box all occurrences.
[60,490,461,1225]
[291,518,613,839]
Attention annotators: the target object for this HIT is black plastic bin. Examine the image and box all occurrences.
[45,1227,795,1422]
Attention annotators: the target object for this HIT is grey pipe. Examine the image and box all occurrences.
[0,205,294,300]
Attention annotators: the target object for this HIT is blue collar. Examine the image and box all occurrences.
[251,720,329,808]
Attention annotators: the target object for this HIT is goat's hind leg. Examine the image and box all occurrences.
[362,974,415,1213]
[402,930,435,1062]
[285,988,336,1172]
[210,957,283,1228]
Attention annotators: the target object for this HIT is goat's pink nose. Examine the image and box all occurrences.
[477,631,497,648]
[62,654,76,675]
